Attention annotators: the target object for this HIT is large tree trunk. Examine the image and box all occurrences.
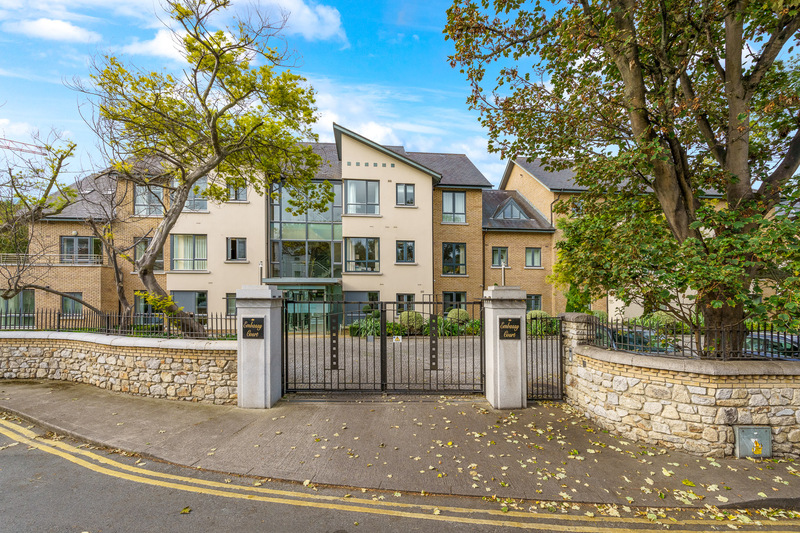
[139,266,206,338]
[699,296,746,359]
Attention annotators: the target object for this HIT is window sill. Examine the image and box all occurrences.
[226,200,249,204]
[132,214,164,218]
[181,210,210,214]
[168,270,210,274]
[441,274,468,277]
[343,271,382,275]
[342,213,382,218]
[395,205,417,209]
[441,222,468,226]
[131,270,166,275]
[524,266,544,270]
[395,262,417,266]
[224,260,250,264]
[490,266,510,269]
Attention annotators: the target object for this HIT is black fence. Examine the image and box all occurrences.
[283,300,484,393]
[0,310,237,340]
[526,317,564,400]
[585,317,800,360]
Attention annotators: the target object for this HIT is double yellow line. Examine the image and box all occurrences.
[0,418,796,532]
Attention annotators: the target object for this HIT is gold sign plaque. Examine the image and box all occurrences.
[499,318,522,340]
[242,317,265,339]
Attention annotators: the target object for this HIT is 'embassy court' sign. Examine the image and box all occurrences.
[242,317,265,339]
[498,318,521,340]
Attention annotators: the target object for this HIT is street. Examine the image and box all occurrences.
[2,416,800,532]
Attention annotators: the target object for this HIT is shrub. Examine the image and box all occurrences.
[464,319,482,335]
[386,321,407,336]
[526,310,551,320]
[526,310,558,336]
[589,310,608,323]
[447,308,470,325]
[399,311,424,334]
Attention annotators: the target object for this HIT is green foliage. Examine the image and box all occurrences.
[526,310,559,336]
[526,310,551,320]
[564,285,592,313]
[135,291,175,315]
[445,1,800,333]
[447,308,470,325]
[81,0,330,306]
[631,311,688,334]
[399,310,425,334]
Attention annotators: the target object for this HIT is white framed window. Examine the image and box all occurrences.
[525,247,542,268]
[345,180,379,214]
[226,237,247,261]
[491,247,508,267]
[396,183,415,206]
[134,185,163,216]
[170,234,207,270]
[442,191,466,223]
[345,237,379,272]
[134,237,164,271]
[228,184,247,201]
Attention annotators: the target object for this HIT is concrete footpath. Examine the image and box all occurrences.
[1,379,799,509]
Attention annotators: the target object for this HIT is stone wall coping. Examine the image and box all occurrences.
[575,344,800,377]
[0,331,237,352]
[559,312,596,323]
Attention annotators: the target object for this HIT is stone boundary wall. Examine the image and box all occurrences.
[0,332,238,405]
[560,313,800,458]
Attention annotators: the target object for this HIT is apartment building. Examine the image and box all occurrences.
[10,125,590,318]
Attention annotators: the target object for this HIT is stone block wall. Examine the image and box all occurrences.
[0,332,237,405]
[560,313,800,458]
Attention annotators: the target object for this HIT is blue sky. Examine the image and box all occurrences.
[0,0,506,185]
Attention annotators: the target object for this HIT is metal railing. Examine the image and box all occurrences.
[584,317,800,360]
[0,309,236,340]
[526,317,564,400]
[0,253,105,265]
[283,300,484,393]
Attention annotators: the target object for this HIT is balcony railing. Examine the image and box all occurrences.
[0,253,104,266]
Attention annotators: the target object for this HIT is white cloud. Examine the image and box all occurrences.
[4,17,100,42]
[310,77,504,184]
[264,0,347,44]
[119,28,185,62]
[0,118,36,139]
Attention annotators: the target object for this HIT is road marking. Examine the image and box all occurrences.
[0,419,798,531]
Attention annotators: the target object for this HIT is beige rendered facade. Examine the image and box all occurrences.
[12,125,590,319]
[338,132,435,303]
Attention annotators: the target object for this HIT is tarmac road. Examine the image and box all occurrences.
[3,417,799,532]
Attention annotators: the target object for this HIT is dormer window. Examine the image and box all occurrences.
[495,200,527,220]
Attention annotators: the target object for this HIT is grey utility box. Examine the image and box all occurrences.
[734,426,772,459]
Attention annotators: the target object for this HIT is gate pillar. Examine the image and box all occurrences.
[483,286,527,409]
[235,285,283,408]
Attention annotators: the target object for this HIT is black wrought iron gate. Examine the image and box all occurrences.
[283,300,484,393]
[526,317,564,400]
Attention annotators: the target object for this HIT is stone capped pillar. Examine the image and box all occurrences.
[483,285,528,409]
[236,285,283,408]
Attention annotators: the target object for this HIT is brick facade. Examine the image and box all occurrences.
[433,188,485,302]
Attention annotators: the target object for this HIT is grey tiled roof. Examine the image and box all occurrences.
[308,142,490,188]
[309,143,341,182]
[405,152,491,188]
[45,171,117,221]
[511,157,586,191]
[482,190,554,232]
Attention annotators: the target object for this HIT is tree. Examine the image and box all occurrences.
[446,0,800,350]
[74,0,327,335]
[0,134,96,312]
